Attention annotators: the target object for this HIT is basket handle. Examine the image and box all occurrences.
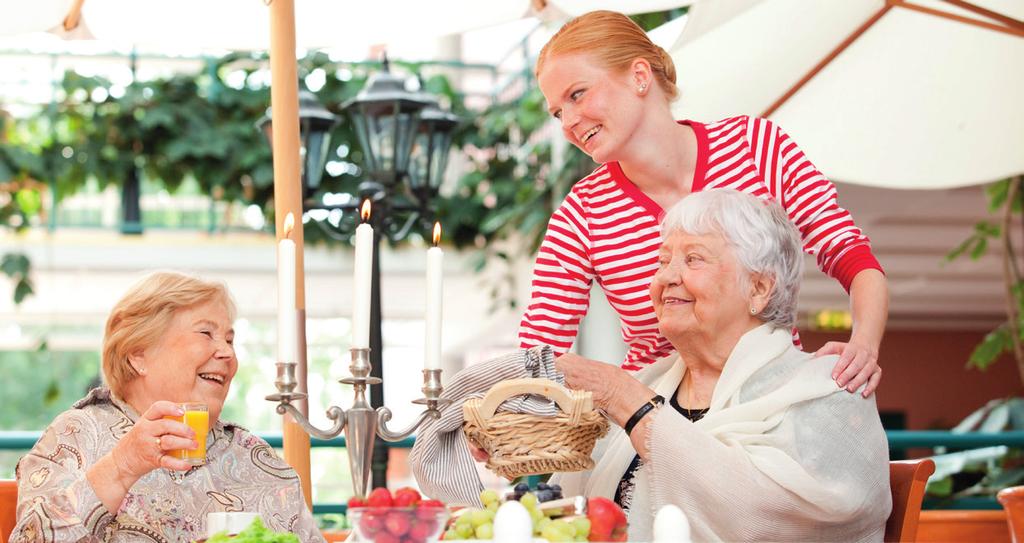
[476,378,592,421]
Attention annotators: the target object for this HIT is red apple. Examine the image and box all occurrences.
[587,496,628,542]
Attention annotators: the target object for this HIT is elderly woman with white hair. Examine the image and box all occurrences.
[412,189,891,541]
[553,189,891,541]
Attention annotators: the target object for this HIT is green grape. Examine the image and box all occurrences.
[486,501,499,512]
[529,507,545,527]
[475,523,494,540]
[534,515,552,535]
[455,513,473,529]
[520,492,538,509]
[541,523,572,542]
[443,527,461,540]
[470,508,495,527]
[455,521,475,539]
[574,535,588,542]
[571,516,591,538]
[480,489,500,506]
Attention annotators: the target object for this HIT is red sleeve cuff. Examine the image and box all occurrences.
[832,244,884,293]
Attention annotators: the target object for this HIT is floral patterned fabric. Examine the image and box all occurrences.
[9,388,324,542]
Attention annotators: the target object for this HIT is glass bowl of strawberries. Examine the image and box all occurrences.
[347,487,449,543]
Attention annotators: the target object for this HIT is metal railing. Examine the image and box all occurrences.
[0,431,414,515]
[3,430,1021,513]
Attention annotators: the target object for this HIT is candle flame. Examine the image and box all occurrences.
[432,222,442,246]
[361,200,371,222]
[283,212,295,238]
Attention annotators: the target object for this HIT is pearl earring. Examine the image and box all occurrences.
[638,83,647,92]
[750,307,757,315]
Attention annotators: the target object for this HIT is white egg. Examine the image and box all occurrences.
[493,500,534,543]
[653,504,691,542]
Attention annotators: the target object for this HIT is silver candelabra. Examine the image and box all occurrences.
[266,348,451,498]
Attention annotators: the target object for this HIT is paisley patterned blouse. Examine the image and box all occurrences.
[9,388,325,542]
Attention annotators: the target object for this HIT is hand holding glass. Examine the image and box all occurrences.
[164,402,208,465]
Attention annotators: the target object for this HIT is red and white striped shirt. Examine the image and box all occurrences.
[518,116,883,370]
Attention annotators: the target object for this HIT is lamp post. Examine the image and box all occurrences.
[263,58,458,497]
[258,90,339,201]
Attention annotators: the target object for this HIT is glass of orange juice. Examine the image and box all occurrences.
[166,402,209,465]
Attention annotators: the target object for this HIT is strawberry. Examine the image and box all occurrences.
[374,532,400,543]
[417,499,445,509]
[346,496,366,510]
[359,511,382,535]
[408,519,433,542]
[394,486,422,507]
[367,487,394,508]
[384,510,411,536]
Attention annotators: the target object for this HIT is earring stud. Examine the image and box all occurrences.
[639,83,647,92]
[750,307,757,315]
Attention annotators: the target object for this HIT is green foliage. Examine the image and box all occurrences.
[0,253,33,304]
[948,177,1024,376]
[438,85,589,308]
[925,399,1024,501]
[970,325,1012,370]
[0,347,101,430]
[630,8,690,31]
[0,51,588,308]
[946,221,998,262]
[207,517,299,542]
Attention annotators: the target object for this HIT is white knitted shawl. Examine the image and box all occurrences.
[555,325,891,542]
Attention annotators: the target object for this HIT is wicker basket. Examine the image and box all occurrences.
[463,378,609,480]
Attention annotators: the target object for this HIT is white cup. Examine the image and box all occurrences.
[207,512,261,538]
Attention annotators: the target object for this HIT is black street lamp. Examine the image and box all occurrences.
[344,59,432,190]
[260,58,458,490]
[258,90,339,199]
[340,58,458,490]
[407,99,459,207]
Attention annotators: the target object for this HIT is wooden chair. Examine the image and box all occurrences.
[1,479,17,542]
[998,485,1024,542]
[886,458,936,543]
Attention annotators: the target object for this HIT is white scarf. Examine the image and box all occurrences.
[555,324,890,542]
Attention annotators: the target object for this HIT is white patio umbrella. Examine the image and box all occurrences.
[667,0,1024,189]
[0,0,693,53]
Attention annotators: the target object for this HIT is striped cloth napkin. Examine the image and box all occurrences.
[409,346,563,506]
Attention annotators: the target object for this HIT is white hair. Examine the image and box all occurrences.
[660,189,803,330]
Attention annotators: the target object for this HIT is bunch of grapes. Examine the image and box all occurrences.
[505,482,563,503]
[441,489,590,542]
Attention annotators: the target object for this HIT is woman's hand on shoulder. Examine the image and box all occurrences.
[112,401,197,481]
[815,338,881,398]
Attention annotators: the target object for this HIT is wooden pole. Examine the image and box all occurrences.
[896,0,1024,38]
[761,4,891,118]
[268,0,313,507]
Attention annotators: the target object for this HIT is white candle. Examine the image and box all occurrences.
[351,200,373,349]
[277,213,297,363]
[425,222,443,370]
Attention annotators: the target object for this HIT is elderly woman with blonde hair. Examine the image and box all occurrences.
[10,271,324,542]
[413,190,890,541]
